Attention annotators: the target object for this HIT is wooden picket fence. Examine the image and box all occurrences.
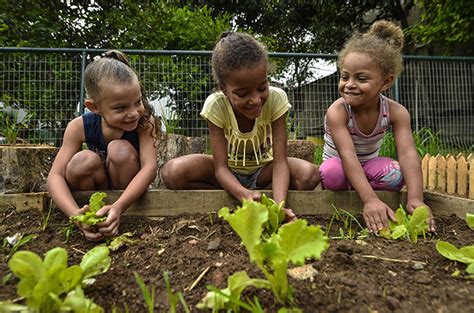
[421,153,473,199]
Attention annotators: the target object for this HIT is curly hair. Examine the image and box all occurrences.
[338,20,404,79]
[84,50,159,140]
[211,32,269,87]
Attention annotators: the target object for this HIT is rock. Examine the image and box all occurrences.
[211,270,225,288]
[151,133,205,188]
[288,264,318,281]
[386,296,401,310]
[207,238,221,251]
[287,140,317,163]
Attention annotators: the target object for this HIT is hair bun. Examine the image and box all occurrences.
[103,50,130,67]
[368,20,404,51]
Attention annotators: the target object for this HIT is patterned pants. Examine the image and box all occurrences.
[319,156,404,191]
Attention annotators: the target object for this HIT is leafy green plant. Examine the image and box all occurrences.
[160,103,182,134]
[199,198,329,308]
[70,192,107,225]
[2,233,38,260]
[0,108,34,144]
[326,205,368,240]
[107,232,138,251]
[379,206,430,243]
[436,241,474,276]
[466,213,474,230]
[1,246,110,312]
[286,113,301,140]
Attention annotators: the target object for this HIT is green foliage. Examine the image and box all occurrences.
[408,0,474,53]
[134,272,155,313]
[208,197,329,306]
[466,213,474,230]
[107,232,138,251]
[2,233,38,260]
[326,205,368,240]
[379,206,430,243]
[3,246,110,312]
[164,271,190,313]
[0,107,34,144]
[379,127,443,160]
[436,241,474,275]
[70,192,107,226]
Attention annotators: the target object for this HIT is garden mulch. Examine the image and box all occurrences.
[1,206,473,312]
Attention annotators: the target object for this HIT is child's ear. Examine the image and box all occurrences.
[84,99,99,113]
[381,74,395,91]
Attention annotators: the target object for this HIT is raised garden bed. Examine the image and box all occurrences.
[1,190,473,312]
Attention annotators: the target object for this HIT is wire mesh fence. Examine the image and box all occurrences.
[0,48,473,151]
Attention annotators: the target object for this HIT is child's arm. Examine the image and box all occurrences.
[327,101,396,232]
[96,120,158,236]
[47,118,103,240]
[208,121,260,201]
[270,114,290,205]
[390,101,436,231]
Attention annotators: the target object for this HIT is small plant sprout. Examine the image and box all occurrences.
[70,192,108,225]
[379,206,430,243]
[164,271,190,313]
[326,204,368,239]
[134,272,155,313]
[2,233,38,260]
[436,241,474,277]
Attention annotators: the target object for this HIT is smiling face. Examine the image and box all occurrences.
[221,62,269,122]
[86,79,145,132]
[338,52,393,109]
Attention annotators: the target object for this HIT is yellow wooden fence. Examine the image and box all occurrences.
[421,153,473,199]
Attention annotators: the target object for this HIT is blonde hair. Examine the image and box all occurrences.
[338,20,404,78]
[211,32,268,87]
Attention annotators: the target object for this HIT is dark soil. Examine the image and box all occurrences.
[1,206,474,312]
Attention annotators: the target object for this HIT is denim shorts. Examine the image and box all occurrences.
[231,168,263,190]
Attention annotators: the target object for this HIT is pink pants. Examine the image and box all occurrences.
[319,157,405,191]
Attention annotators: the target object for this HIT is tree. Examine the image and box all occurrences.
[407,0,474,55]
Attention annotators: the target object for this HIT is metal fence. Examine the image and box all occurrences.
[1,47,473,150]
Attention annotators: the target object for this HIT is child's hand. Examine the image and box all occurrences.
[74,205,104,241]
[283,208,297,223]
[406,200,436,232]
[242,190,262,202]
[362,199,396,233]
[96,205,121,238]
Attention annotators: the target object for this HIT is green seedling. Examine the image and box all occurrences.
[160,103,182,134]
[41,203,54,231]
[107,232,138,251]
[200,197,328,308]
[164,271,190,313]
[2,233,37,260]
[326,204,367,240]
[64,224,75,243]
[379,206,429,243]
[198,271,269,312]
[70,192,107,225]
[0,108,34,144]
[134,272,155,313]
[1,246,110,312]
[436,241,474,276]
[466,213,474,230]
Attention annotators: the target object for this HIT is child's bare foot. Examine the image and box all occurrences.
[283,208,297,223]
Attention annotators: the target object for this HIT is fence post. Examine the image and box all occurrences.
[435,154,446,192]
[468,154,473,199]
[422,154,430,189]
[446,155,456,195]
[457,155,468,197]
[428,155,437,190]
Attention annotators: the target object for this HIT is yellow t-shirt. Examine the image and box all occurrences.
[200,86,291,175]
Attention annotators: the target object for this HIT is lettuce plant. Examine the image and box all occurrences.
[436,241,474,275]
[70,192,107,225]
[466,213,474,230]
[199,197,329,309]
[1,246,110,312]
[379,206,429,243]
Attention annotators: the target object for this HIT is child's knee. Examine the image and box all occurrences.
[319,158,348,190]
[107,140,138,165]
[364,158,404,190]
[67,150,102,176]
[160,158,183,189]
[297,164,320,190]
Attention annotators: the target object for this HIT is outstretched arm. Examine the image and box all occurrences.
[270,114,290,205]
